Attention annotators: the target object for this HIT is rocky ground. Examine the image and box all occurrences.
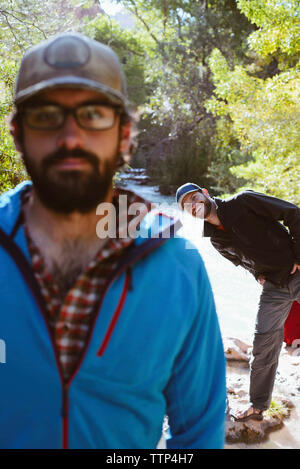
[224,337,300,448]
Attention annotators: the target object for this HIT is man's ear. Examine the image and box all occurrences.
[202,188,210,196]
[10,118,23,153]
[119,122,132,154]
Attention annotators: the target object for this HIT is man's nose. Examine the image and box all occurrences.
[56,113,84,149]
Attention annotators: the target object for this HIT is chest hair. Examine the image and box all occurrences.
[29,231,106,299]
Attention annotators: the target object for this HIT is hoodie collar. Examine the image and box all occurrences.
[0,181,181,244]
[0,181,32,236]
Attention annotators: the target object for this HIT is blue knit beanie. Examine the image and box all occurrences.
[176,183,202,209]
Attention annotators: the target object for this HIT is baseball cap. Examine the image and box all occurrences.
[176,183,202,209]
[14,32,128,109]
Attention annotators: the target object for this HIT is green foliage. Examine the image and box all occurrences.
[0,58,24,194]
[85,16,150,107]
[266,399,290,419]
[206,0,300,205]
[145,124,215,195]
[238,0,300,61]
[0,119,25,193]
[206,146,251,196]
[0,0,88,58]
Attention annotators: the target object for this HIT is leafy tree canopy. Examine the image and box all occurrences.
[206,0,300,204]
[238,0,300,62]
[85,15,150,107]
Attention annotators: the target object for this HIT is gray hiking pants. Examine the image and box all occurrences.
[250,271,300,410]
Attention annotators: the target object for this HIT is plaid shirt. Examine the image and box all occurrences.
[22,188,150,381]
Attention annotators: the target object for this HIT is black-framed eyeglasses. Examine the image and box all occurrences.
[21,103,121,131]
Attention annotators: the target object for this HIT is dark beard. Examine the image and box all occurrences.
[191,196,212,219]
[204,197,212,218]
[22,146,119,214]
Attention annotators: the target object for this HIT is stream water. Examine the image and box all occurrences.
[120,173,300,450]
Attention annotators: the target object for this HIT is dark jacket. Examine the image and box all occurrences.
[203,190,300,287]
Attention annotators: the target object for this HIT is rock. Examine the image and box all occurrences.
[224,338,298,445]
[224,337,251,362]
[226,411,285,444]
[226,370,290,443]
[132,175,151,184]
[117,168,152,185]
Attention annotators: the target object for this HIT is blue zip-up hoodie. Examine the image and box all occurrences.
[0,182,226,449]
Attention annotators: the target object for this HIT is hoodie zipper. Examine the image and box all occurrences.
[61,269,131,448]
[62,383,69,449]
[61,269,131,449]
[96,268,131,357]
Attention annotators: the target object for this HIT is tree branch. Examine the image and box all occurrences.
[0,11,24,52]
[124,0,160,44]
[0,8,48,39]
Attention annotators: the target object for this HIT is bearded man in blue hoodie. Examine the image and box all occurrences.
[0,33,226,449]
